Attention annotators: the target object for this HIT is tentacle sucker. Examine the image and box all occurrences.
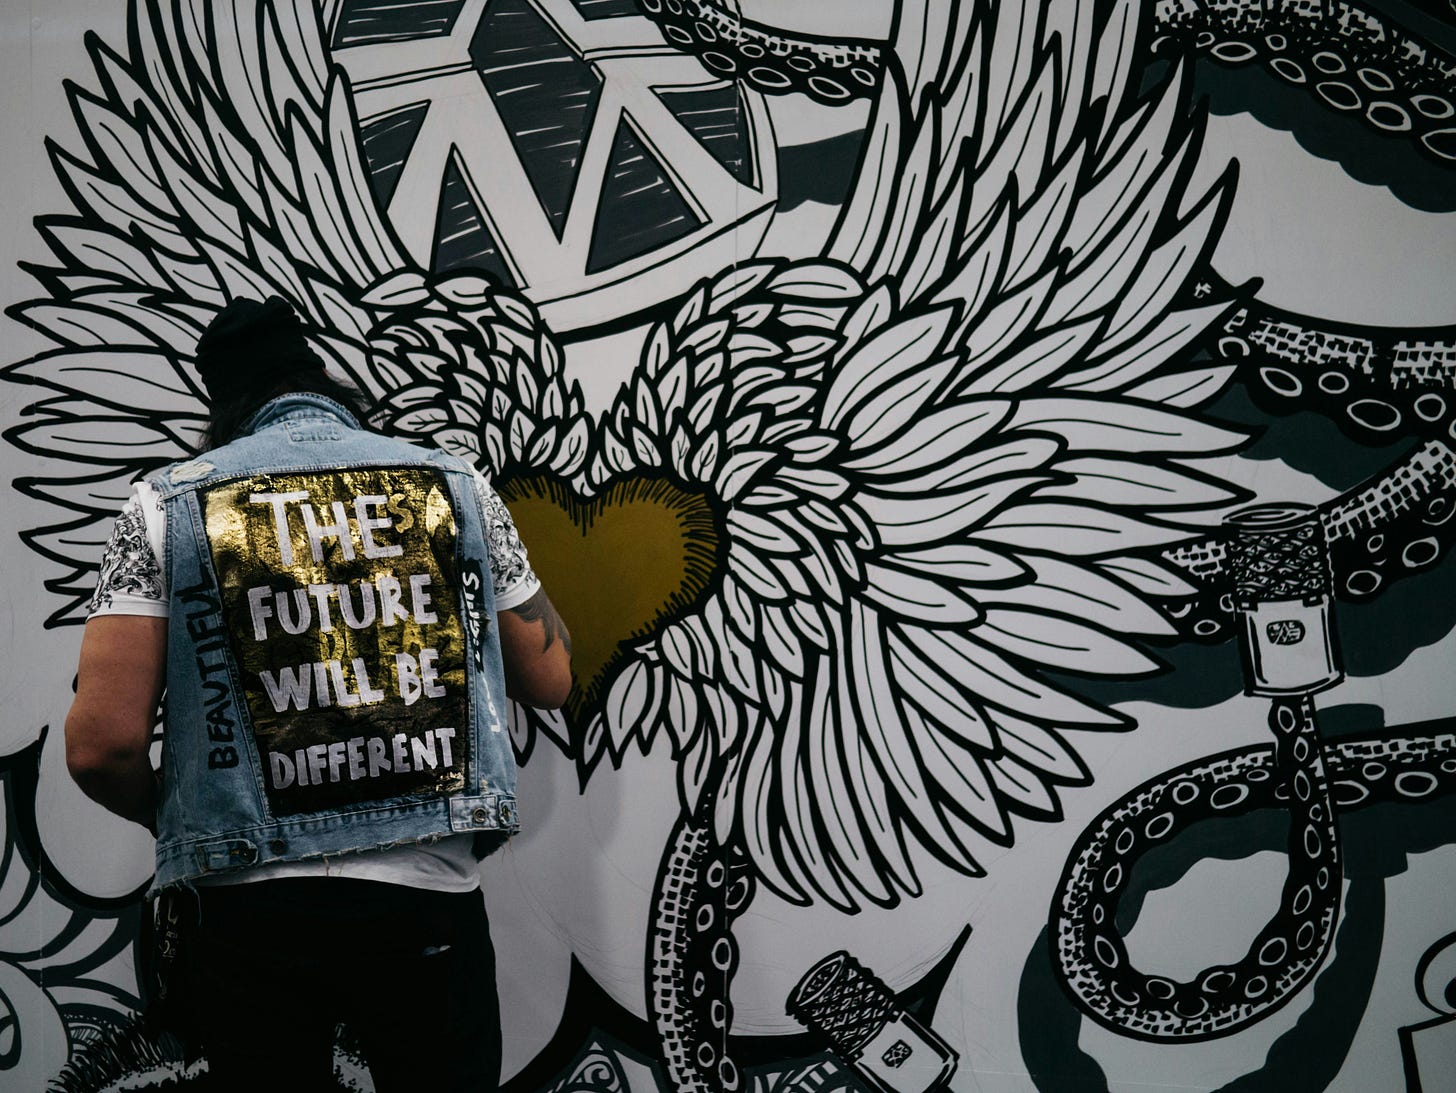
[648,802,757,1092]
[633,0,885,104]
[1151,0,1456,166]
[1054,697,1342,1039]
[1161,441,1456,641]
[1053,721,1456,1038]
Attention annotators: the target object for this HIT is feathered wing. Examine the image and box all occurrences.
[571,0,1249,910]
[4,0,1251,912]
[5,0,417,621]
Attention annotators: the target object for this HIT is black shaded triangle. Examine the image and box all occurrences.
[432,152,517,286]
[470,0,603,241]
[331,0,467,47]
[567,0,640,18]
[587,117,702,274]
[655,83,757,188]
[359,102,430,209]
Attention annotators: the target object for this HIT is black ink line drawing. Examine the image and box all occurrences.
[788,951,958,1093]
[1150,0,1456,169]
[1399,930,1456,1092]
[3,0,1454,1089]
[631,0,885,106]
[1151,440,1456,644]
[1050,503,1456,1039]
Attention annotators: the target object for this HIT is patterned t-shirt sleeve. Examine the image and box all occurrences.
[472,470,541,611]
[88,487,167,618]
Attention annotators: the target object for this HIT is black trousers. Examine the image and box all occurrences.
[179,877,500,1092]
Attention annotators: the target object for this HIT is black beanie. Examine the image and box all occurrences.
[193,296,325,402]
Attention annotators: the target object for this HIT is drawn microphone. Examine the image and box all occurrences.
[1226,503,1343,696]
[787,951,957,1093]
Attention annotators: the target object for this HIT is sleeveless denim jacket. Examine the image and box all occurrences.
[147,394,518,893]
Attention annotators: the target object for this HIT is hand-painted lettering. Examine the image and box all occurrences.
[302,499,355,563]
[408,573,437,623]
[259,657,393,713]
[355,495,403,558]
[183,579,240,773]
[395,648,444,706]
[248,490,309,565]
[177,580,220,613]
[206,468,469,814]
[244,574,436,640]
[205,704,235,743]
[247,490,410,565]
[460,562,488,670]
[186,614,227,643]
[377,574,408,624]
[267,727,458,788]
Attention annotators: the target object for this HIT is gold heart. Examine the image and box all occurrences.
[498,475,720,721]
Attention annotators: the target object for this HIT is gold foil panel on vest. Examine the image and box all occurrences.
[203,468,469,816]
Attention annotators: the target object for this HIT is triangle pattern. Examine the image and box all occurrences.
[656,84,757,188]
[359,102,430,210]
[587,116,702,274]
[331,0,466,47]
[470,0,604,241]
[432,153,518,286]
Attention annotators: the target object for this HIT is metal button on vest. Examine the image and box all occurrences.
[269,839,287,855]
[238,845,258,864]
[472,807,489,825]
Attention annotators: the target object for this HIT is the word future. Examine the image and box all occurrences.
[245,490,449,714]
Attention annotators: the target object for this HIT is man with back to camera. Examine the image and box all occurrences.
[64,296,572,1091]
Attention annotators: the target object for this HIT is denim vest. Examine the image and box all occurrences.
[148,394,518,892]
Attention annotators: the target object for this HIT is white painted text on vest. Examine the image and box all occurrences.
[248,490,405,565]
[267,726,458,788]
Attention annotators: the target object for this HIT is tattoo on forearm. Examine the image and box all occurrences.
[510,589,572,655]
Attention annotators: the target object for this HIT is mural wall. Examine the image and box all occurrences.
[2,0,1454,1089]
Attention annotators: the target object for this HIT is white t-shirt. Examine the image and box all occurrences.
[89,470,539,892]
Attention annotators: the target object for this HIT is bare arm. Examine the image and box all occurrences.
[499,587,573,709]
[65,615,167,832]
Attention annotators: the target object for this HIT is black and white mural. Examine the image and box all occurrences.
[2,0,1454,1089]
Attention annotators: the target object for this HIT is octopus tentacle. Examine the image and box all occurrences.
[635,0,1456,142]
[1053,708,1456,1040]
[632,0,885,104]
[1159,263,1456,641]
[648,805,757,1093]
[1321,441,1456,599]
[1151,0,1456,166]
[1200,272,1456,446]
[1160,441,1456,640]
[634,3,1455,447]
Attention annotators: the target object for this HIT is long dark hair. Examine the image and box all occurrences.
[196,370,376,452]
